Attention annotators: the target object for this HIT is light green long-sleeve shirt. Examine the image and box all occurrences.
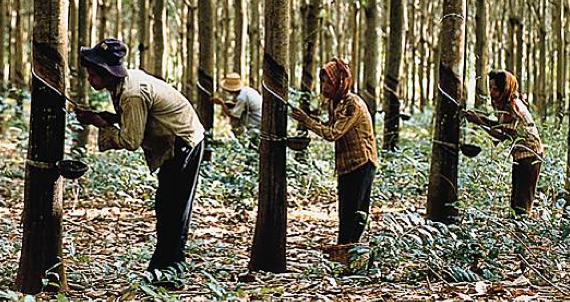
[98,70,205,172]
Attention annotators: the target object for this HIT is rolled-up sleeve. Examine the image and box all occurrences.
[304,102,361,142]
[98,96,148,151]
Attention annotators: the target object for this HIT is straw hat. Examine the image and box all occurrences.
[220,73,243,92]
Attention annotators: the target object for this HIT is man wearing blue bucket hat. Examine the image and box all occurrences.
[77,38,205,282]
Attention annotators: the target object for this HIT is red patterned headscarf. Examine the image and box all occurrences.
[319,57,353,101]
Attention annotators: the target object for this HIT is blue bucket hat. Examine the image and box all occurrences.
[80,38,128,78]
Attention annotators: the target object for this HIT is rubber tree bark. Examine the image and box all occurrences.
[474,0,489,108]
[426,0,465,224]
[363,0,380,127]
[249,0,289,273]
[16,0,69,294]
[198,0,214,161]
[381,0,404,151]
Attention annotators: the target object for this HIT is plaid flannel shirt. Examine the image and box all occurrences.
[303,92,379,175]
[498,98,544,161]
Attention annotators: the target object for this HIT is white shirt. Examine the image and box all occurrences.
[227,86,262,128]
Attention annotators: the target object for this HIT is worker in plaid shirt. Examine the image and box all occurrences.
[292,57,379,244]
[464,69,544,216]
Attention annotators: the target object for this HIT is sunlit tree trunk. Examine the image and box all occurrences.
[250,0,261,89]
[223,0,230,75]
[153,0,166,79]
[0,0,6,89]
[350,2,359,90]
[382,0,404,151]
[69,0,79,93]
[418,0,428,111]
[299,0,319,132]
[475,0,489,108]
[13,0,24,89]
[407,0,416,113]
[17,0,69,293]
[98,0,107,42]
[138,0,150,71]
[427,0,465,224]
[363,0,379,126]
[288,0,296,88]
[75,0,92,149]
[555,0,565,119]
[234,0,245,77]
[249,0,288,273]
[198,0,214,160]
[537,0,547,121]
[114,0,122,40]
[185,1,196,101]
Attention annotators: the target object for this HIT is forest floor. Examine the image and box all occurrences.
[1,107,569,301]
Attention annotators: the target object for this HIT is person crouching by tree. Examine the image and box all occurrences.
[76,39,205,277]
[464,69,544,216]
[291,57,378,244]
[210,73,262,145]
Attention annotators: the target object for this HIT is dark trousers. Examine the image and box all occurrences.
[148,138,204,270]
[337,161,376,244]
[511,156,541,215]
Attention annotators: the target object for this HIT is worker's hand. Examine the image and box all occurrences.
[464,110,483,125]
[211,97,224,105]
[75,108,109,128]
[291,108,310,125]
[97,111,120,124]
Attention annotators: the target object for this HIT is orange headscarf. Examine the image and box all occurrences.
[319,57,353,101]
[494,70,522,110]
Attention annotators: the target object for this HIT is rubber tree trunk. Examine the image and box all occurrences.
[234,0,245,77]
[474,0,489,108]
[185,1,197,102]
[555,0,565,119]
[298,0,319,135]
[363,0,380,127]
[198,0,214,161]
[250,0,261,89]
[16,0,69,294]
[426,0,465,224]
[0,0,6,89]
[75,0,92,149]
[153,0,166,79]
[249,0,288,273]
[288,0,297,88]
[138,0,150,71]
[381,0,404,151]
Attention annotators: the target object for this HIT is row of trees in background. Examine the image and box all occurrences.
[10,0,570,294]
[2,0,570,118]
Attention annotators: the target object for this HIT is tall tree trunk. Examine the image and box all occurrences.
[0,0,6,89]
[250,0,261,89]
[408,0,417,114]
[288,0,296,88]
[382,0,404,151]
[198,0,214,160]
[153,0,166,79]
[235,0,245,77]
[75,0,92,149]
[17,0,69,293]
[299,0,319,129]
[363,0,379,126]
[185,1,196,102]
[69,0,79,93]
[427,0,465,224]
[538,0,547,121]
[13,0,24,88]
[418,0,428,111]
[249,0,288,273]
[475,0,489,108]
[556,0,565,119]
[350,2,359,90]
[114,0,122,39]
[98,0,107,42]
[138,0,149,71]
[336,1,346,57]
